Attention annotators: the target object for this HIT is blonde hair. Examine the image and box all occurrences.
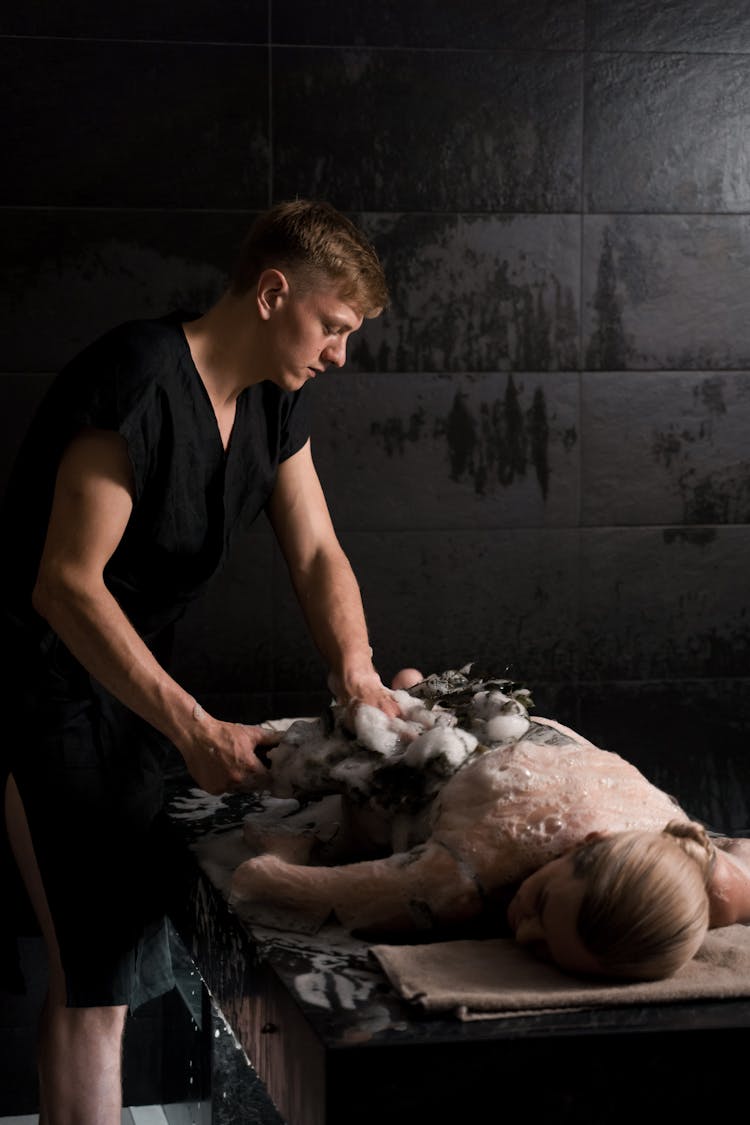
[571,821,715,981]
[229,199,389,317]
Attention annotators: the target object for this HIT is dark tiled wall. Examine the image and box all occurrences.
[3,1,749,826]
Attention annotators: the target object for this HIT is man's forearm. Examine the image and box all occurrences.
[32,573,197,751]
[287,545,375,690]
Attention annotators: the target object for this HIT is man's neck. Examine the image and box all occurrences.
[183,291,262,406]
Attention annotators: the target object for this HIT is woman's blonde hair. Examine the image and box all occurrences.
[571,821,715,981]
[230,199,389,317]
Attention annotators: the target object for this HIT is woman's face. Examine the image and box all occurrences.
[507,853,603,976]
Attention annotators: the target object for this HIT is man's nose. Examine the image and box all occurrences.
[322,337,347,368]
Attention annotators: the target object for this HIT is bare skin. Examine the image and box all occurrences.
[6,776,127,1125]
[230,698,750,949]
[10,268,398,1123]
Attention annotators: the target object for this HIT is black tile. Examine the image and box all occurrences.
[350,213,581,372]
[582,216,750,370]
[273,48,582,212]
[581,371,750,526]
[1,209,254,371]
[1,1,267,40]
[272,528,581,690]
[4,38,268,207]
[587,0,750,53]
[579,527,750,681]
[273,0,584,50]
[311,370,579,530]
[585,52,750,212]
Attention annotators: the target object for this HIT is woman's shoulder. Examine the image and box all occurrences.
[708,841,750,927]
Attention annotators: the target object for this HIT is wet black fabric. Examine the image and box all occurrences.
[0,311,311,1007]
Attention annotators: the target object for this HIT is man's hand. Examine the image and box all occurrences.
[327,667,402,731]
[181,712,282,795]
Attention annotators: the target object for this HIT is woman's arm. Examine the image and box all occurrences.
[230,840,483,934]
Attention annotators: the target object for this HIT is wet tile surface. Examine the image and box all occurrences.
[578,526,750,681]
[2,0,267,40]
[0,210,252,371]
[582,215,750,370]
[311,371,579,529]
[272,528,580,691]
[352,213,581,372]
[272,0,584,49]
[581,371,750,526]
[3,39,268,208]
[273,48,582,212]
[585,52,750,213]
[587,0,750,53]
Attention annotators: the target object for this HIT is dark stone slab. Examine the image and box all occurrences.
[587,0,750,53]
[351,213,581,372]
[1,0,267,40]
[311,371,579,529]
[211,1002,284,1125]
[1,209,253,371]
[273,48,582,212]
[578,526,750,681]
[272,0,584,49]
[3,38,268,207]
[581,371,750,526]
[163,765,750,1125]
[272,528,580,690]
[582,215,750,370]
[585,52,750,212]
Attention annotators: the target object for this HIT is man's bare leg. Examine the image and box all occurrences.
[5,774,127,1125]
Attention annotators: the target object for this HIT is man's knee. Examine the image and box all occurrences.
[51,1001,128,1043]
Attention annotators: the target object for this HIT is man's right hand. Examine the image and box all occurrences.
[181,714,282,795]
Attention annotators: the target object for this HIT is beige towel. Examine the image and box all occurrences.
[370,924,750,1021]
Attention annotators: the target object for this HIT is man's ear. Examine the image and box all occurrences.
[257,269,290,320]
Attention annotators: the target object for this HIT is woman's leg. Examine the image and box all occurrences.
[4,774,127,1125]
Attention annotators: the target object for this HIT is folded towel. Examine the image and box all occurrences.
[370,924,750,1021]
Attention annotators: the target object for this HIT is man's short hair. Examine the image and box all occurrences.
[230,199,389,317]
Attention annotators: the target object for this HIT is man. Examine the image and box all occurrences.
[1,200,400,1123]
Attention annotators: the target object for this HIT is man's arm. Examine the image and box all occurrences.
[266,438,399,717]
[31,428,277,793]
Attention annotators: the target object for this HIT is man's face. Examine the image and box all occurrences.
[506,853,603,977]
[265,280,365,392]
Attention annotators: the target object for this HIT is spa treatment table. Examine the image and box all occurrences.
[162,759,750,1125]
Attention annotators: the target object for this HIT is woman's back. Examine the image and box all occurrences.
[433,716,691,888]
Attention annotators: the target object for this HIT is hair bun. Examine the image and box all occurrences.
[663,820,716,880]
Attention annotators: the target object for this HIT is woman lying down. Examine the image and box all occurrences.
[230,666,750,982]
